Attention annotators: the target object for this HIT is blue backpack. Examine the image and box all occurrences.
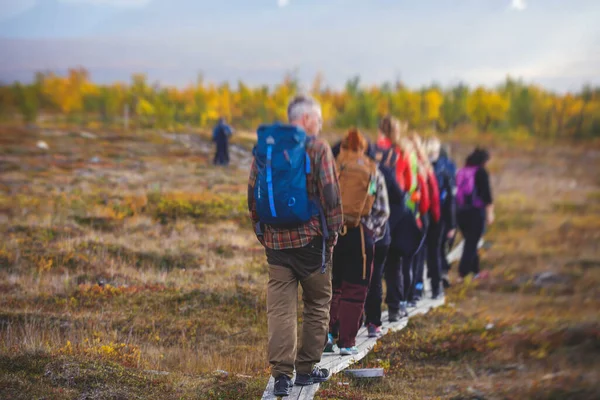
[253,124,319,226]
[433,156,456,204]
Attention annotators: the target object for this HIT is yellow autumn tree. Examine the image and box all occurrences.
[422,89,443,127]
[41,68,97,115]
[467,87,510,131]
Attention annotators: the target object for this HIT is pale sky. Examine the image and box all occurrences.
[0,0,599,92]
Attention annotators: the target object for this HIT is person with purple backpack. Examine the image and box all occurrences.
[456,148,494,280]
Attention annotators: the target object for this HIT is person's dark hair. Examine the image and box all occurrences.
[379,115,394,137]
[466,147,490,167]
[440,143,451,159]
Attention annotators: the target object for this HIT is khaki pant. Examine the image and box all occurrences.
[267,264,332,378]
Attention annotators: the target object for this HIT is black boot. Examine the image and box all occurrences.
[388,308,400,322]
[295,367,330,386]
[273,375,293,396]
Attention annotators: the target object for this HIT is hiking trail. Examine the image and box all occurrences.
[261,240,480,400]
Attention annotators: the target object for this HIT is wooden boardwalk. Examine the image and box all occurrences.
[261,240,476,400]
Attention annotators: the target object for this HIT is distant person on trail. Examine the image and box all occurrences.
[376,117,422,322]
[325,128,389,355]
[427,139,457,289]
[212,117,233,166]
[456,147,494,281]
[247,95,343,397]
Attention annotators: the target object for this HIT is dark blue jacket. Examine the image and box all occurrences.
[212,121,233,143]
[433,154,457,230]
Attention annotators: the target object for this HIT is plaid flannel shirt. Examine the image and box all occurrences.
[248,136,343,251]
[361,169,390,241]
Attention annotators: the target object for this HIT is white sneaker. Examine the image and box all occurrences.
[340,346,359,356]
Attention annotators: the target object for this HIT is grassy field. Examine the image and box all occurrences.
[1,125,599,399]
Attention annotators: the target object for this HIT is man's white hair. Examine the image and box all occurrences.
[287,94,321,122]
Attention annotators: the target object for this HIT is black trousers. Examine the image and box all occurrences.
[409,245,426,301]
[410,215,429,301]
[441,227,452,273]
[213,138,229,166]
[457,208,486,277]
[426,220,446,293]
[384,247,413,308]
[364,243,388,327]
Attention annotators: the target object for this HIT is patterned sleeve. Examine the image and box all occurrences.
[368,169,390,241]
[317,142,343,248]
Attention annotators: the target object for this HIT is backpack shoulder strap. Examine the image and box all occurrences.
[379,148,396,168]
[385,150,394,166]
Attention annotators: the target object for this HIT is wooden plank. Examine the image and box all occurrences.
[262,375,315,400]
[261,239,482,399]
[261,294,442,400]
[344,368,385,378]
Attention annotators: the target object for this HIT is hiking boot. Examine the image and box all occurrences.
[273,374,293,397]
[367,324,382,338]
[388,308,400,322]
[407,300,418,308]
[340,346,359,356]
[323,333,335,353]
[432,288,443,300]
[442,273,451,289]
[295,367,330,386]
[399,302,409,317]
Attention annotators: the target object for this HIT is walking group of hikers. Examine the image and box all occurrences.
[246,95,494,397]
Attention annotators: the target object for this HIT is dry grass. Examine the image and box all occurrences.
[0,126,269,399]
[1,125,600,399]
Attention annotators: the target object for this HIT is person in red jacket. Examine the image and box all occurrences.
[408,134,442,306]
[376,116,422,320]
[376,119,412,192]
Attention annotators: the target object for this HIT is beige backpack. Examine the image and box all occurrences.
[336,149,378,228]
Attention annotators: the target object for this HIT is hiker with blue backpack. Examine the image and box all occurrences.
[212,117,233,166]
[425,137,457,297]
[456,148,494,281]
[247,95,343,397]
[325,128,389,355]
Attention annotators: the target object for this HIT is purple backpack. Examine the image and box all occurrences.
[456,166,484,209]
